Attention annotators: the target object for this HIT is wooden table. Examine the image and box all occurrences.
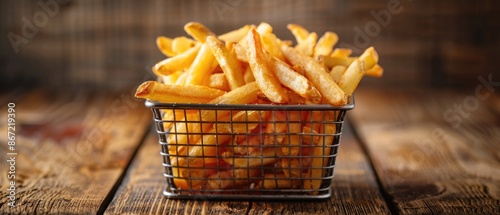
[1,87,499,214]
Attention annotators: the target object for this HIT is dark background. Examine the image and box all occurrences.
[1,0,499,91]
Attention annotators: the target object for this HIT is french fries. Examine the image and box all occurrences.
[269,57,322,103]
[135,81,225,103]
[366,64,384,77]
[185,43,218,85]
[206,35,246,90]
[282,46,347,105]
[219,24,252,42]
[153,44,201,76]
[287,24,309,44]
[304,111,337,194]
[247,29,289,103]
[136,22,383,193]
[156,36,175,57]
[314,32,338,56]
[184,22,216,42]
[339,59,365,96]
[295,32,317,56]
[206,73,230,91]
[172,36,196,54]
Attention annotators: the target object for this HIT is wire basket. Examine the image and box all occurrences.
[145,97,354,200]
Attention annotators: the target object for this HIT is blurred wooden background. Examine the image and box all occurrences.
[0,0,498,91]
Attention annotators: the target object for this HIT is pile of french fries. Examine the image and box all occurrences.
[136,22,383,193]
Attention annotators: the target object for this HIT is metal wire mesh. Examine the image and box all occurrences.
[145,98,354,200]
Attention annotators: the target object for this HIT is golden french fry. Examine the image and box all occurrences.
[269,57,322,103]
[365,64,384,77]
[207,170,231,189]
[315,55,326,69]
[359,46,379,70]
[248,29,289,103]
[160,70,182,85]
[225,41,237,56]
[232,134,266,155]
[172,36,196,54]
[216,110,269,134]
[281,112,301,156]
[187,128,232,167]
[339,59,365,96]
[282,46,347,106]
[184,22,216,42]
[261,32,285,61]
[206,35,246,90]
[243,65,255,83]
[256,22,273,34]
[234,43,248,63]
[284,90,306,104]
[175,71,188,85]
[180,167,209,189]
[301,126,320,145]
[263,111,288,145]
[167,112,201,156]
[323,55,357,69]
[259,173,301,189]
[287,24,309,44]
[209,82,259,105]
[292,64,306,76]
[161,108,188,130]
[331,48,352,58]
[153,44,201,76]
[219,24,252,42]
[304,111,336,194]
[189,82,261,143]
[281,158,302,179]
[222,148,281,167]
[184,43,218,85]
[170,157,190,189]
[171,157,218,189]
[156,36,175,57]
[206,73,230,91]
[295,32,317,56]
[238,22,272,48]
[330,65,347,83]
[135,81,225,103]
[305,111,323,135]
[206,168,259,189]
[314,32,338,56]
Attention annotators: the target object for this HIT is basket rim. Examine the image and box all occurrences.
[145,95,355,110]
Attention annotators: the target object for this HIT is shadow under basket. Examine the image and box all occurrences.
[145,96,354,200]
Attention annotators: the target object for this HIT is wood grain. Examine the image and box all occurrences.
[349,87,500,214]
[106,124,390,215]
[104,131,250,215]
[0,89,150,214]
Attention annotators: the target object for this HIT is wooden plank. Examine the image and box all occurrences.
[106,124,390,214]
[104,131,250,215]
[0,89,151,214]
[247,124,390,215]
[349,87,500,214]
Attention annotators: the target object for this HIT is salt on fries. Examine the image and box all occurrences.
[136,22,383,193]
